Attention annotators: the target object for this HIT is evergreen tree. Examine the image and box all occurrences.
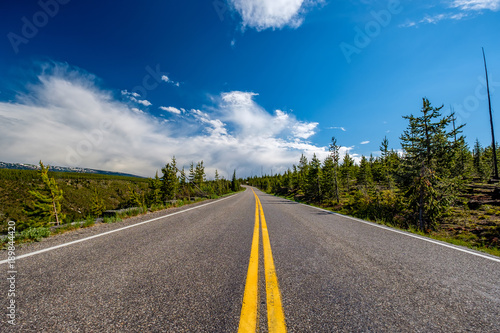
[179,167,188,197]
[400,98,459,230]
[147,171,162,207]
[321,156,336,201]
[188,162,195,184]
[357,156,372,187]
[472,139,489,180]
[291,165,300,192]
[379,136,393,187]
[231,169,239,192]
[26,161,65,226]
[214,169,221,195]
[297,154,309,194]
[329,137,341,203]
[90,188,106,217]
[195,161,206,185]
[340,153,355,192]
[128,185,145,208]
[305,154,322,200]
[161,157,179,201]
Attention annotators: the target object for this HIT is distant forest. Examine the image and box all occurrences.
[247,99,500,254]
[0,158,240,233]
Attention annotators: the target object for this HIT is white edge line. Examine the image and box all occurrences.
[0,195,236,265]
[285,198,500,263]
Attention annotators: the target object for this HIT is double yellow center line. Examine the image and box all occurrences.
[238,189,287,333]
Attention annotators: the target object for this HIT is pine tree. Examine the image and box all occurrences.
[161,157,179,201]
[231,169,239,192]
[472,139,489,180]
[195,161,206,185]
[128,185,144,208]
[357,156,372,187]
[188,162,195,184]
[297,154,309,194]
[329,137,341,203]
[400,98,459,230]
[321,156,336,201]
[340,153,355,192]
[379,136,393,188]
[305,154,322,200]
[147,171,162,207]
[90,188,106,217]
[214,169,221,195]
[26,161,65,226]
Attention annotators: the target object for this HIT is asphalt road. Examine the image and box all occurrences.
[1,187,499,332]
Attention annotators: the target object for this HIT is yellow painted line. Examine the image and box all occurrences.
[255,191,287,333]
[238,193,260,332]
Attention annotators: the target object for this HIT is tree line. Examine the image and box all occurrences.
[16,159,241,230]
[247,98,500,231]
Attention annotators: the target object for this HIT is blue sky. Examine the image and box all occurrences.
[0,0,499,177]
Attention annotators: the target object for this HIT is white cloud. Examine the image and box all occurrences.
[328,126,346,132]
[401,11,470,27]
[131,108,145,114]
[121,90,152,106]
[0,66,332,178]
[161,74,180,87]
[451,0,500,11]
[293,122,318,139]
[228,0,322,31]
[218,91,318,140]
[121,90,140,98]
[402,0,498,27]
[134,98,152,106]
[360,141,370,145]
[159,106,182,115]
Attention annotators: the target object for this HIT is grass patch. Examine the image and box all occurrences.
[52,222,80,235]
[82,216,95,228]
[103,216,122,224]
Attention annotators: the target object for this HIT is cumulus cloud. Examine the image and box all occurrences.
[135,99,152,106]
[218,91,319,140]
[0,66,331,178]
[161,75,180,87]
[228,0,322,31]
[121,89,152,106]
[159,106,182,115]
[121,90,140,98]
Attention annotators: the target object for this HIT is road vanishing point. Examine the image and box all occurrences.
[1,186,499,332]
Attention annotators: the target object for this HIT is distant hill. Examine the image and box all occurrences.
[0,162,143,178]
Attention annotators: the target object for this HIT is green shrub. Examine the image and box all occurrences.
[19,227,51,241]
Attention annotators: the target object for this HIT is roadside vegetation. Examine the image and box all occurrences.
[247,98,500,257]
[0,159,242,247]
